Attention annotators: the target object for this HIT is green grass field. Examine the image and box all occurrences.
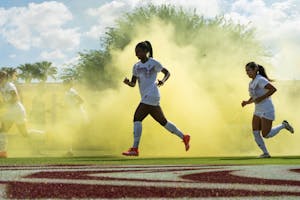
[1,155,300,166]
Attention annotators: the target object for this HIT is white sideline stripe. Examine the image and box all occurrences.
[3,165,300,182]
[6,178,300,193]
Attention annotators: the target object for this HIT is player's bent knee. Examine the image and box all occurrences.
[159,119,168,126]
[262,132,269,138]
[133,118,143,122]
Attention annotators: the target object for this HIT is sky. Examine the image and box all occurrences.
[0,0,300,79]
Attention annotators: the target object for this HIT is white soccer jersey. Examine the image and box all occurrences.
[132,57,163,106]
[249,74,274,117]
[249,74,270,100]
[0,82,19,103]
[1,82,18,102]
[0,82,26,124]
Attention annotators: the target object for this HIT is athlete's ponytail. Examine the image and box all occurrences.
[136,41,153,58]
[144,41,153,58]
[257,64,273,81]
[246,62,273,81]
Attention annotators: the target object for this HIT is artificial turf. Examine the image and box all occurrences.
[1,155,300,166]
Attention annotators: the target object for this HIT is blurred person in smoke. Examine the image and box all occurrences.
[63,79,88,156]
[0,71,45,158]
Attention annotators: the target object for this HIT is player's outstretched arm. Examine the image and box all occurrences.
[123,76,137,87]
[157,68,170,87]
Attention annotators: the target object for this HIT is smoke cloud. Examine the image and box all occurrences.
[7,13,299,158]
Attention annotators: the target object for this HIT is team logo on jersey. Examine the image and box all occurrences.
[136,64,155,78]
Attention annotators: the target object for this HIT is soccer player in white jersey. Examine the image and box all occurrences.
[241,62,294,158]
[122,41,190,156]
[0,71,44,158]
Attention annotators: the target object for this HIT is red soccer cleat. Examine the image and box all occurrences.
[183,135,190,151]
[0,151,7,158]
[122,147,139,156]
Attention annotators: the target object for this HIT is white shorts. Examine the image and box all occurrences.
[254,110,275,121]
[254,99,275,120]
[2,102,27,124]
[141,95,160,106]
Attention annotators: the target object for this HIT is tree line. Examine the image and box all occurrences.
[1,4,262,87]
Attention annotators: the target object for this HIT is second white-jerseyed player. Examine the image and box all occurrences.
[242,62,294,158]
[249,74,275,121]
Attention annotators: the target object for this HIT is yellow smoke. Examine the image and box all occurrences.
[103,18,300,157]
[105,18,253,157]
[7,18,300,158]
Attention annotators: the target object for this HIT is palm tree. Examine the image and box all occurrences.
[18,63,35,83]
[34,61,57,83]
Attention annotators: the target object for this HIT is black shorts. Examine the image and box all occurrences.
[134,103,167,126]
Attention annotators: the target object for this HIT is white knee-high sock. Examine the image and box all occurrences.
[253,130,269,154]
[164,121,184,139]
[0,132,7,151]
[265,124,285,138]
[133,121,142,148]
